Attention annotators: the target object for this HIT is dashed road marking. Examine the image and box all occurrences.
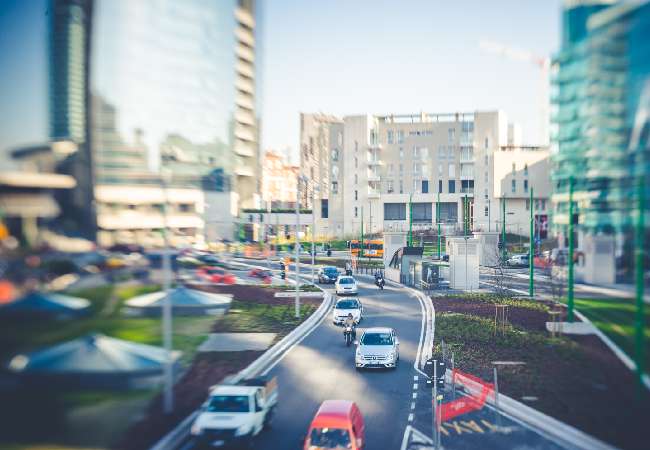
[410,402,415,410]
[413,383,418,390]
[412,392,417,399]
[414,375,419,381]
[408,413,414,422]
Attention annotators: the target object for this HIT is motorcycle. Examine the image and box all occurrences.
[375,276,385,290]
[344,325,355,347]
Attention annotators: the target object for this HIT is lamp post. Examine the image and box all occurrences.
[311,184,319,285]
[437,191,441,260]
[501,196,506,262]
[160,168,173,414]
[295,175,304,319]
[529,187,534,298]
[567,177,575,322]
[408,193,413,246]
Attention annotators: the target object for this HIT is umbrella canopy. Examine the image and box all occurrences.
[8,333,180,376]
[125,286,231,316]
[0,291,90,319]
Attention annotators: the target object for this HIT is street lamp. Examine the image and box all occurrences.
[159,167,173,414]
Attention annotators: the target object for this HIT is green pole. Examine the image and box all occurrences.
[464,194,469,237]
[437,191,441,260]
[529,187,534,298]
[360,206,364,258]
[408,193,413,246]
[501,196,506,262]
[567,177,575,322]
[634,175,646,390]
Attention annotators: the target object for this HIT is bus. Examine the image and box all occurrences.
[348,239,384,258]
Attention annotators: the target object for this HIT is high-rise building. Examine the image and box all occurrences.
[261,150,298,208]
[301,111,551,240]
[47,0,263,246]
[551,0,650,274]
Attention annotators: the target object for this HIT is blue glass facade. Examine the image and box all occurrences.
[552,1,650,241]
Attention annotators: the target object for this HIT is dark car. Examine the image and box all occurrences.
[318,266,340,284]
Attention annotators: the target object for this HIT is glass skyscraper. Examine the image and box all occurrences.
[551,0,650,275]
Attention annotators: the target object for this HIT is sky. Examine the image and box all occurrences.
[0,0,563,167]
[261,0,563,162]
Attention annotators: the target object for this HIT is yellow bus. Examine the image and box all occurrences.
[348,239,384,258]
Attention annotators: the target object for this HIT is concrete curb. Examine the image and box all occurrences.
[150,280,333,450]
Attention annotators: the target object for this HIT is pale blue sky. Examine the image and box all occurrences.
[0,0,563,165]
[261,0,563,162]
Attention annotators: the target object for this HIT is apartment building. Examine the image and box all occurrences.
[301,110,551,239]
[261,150,299,207]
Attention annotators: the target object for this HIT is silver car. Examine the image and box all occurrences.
[355,327,399,370]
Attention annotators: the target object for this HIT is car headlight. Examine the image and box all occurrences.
[190,423,202,436]
[235,424,252,436]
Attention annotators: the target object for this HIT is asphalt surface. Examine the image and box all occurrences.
[259,273,425,450]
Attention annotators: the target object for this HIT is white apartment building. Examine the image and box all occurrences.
[300,110,551,239]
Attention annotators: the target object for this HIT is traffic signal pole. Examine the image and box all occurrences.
[437,191,441,260]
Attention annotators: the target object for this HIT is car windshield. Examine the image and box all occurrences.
[206,395,250,413]
[338,277,354,285]
[309,427,352,448]
[335,300,359,309]
[361,332,393,345]
[324,267,338,275]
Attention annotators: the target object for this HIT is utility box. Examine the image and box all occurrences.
[447,236,479,290]
[580,234,616,285]
[383,231,408,270]
[473,231,499,267]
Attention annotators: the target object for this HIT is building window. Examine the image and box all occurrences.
[421,147,429,158]
[511,179,516,193]
[332,148,339,161]
[484,188,488,199]
[524,179,528,193]
[399,179,404,194]
[354,157,358,168]
[399,163,404,175]
[461,180,474,193]
[535,199,540,210]
[448,164,455,177]
[438,145,446,160]
[421,163,428,175]
[354,207,358,218]
[355,141,358,152]
[413,146,420,159]
[448,128,455,143]
[413,162,420,175]
[397,130,404,144]
[179,203,193,213]
[525,198,530,210]
[512,163,516,173]
[354,190,358,201]
[448,180,456,193]
[422,180,429,193]
[524,163,528,176]
[439,202,458,223]
[387,130,394,144]
[438,180,443,193]
[338,132,343,146]
[332,181,338,194]
[412,202,433,222]
[484,171,488,182]
[448,145,454,159]
[354,174,358,185]
[485,154,488,164]
[388,163,394,175]
[484,206,489,217]
[438,164,443,176]
[311,167,314,180]
[399,147,404,158]
[321,199,329,219]
[384,203,406,220]
[541,199,546,210]
[387,180,394,193]
[413,179,419,193]
[485,137,489,149]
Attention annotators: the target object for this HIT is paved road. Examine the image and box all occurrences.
[260,274,426,450]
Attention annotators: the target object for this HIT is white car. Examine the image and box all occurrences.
[332,298,363,324]
[335,276,358,295]
[355,327,399,370]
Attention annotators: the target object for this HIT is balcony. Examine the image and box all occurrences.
[460,151,474,163]
[234,141,256,157]
[367,171,380,182]
[367,188,380,198]
[235,165,255,177]
[367,157,382,166]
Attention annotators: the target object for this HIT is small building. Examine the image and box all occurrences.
[0,291,90,320]
[124,286,232,316]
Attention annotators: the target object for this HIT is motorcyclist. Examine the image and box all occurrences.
[343,313,356,339]
[374,270,384,285]
[345,261,352,276]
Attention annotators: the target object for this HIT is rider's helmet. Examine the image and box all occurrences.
[348,313,353,318]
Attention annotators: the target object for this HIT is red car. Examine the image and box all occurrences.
[248,268,273,284]
[197,266,236,284]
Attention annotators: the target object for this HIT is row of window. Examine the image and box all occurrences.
[382,202,459,222]
[345,178,476,197]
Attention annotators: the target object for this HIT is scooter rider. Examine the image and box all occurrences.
[343,313,356,339]
[374,270,385,286]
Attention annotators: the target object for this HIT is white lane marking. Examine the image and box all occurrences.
[410,402,415,410]
[414,375,419,381]
[413,383,418,390]
[412,392,417,399]
[408,413,414,422]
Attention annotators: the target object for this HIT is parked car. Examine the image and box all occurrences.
[335,276,358,295]
[507,254,529,267]
[318,266,340,284]
[355,327,399,370]
[303,400,365,450]
[332,298,363,324]
[191,377,278,448]
[248,268,272,283]
[197,266,236,284]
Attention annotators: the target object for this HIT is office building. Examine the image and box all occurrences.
[47,0,263,246]
[551,0,650,273]
[301,111,551,240]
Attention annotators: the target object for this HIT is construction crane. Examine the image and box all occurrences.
[479,39,551,145]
